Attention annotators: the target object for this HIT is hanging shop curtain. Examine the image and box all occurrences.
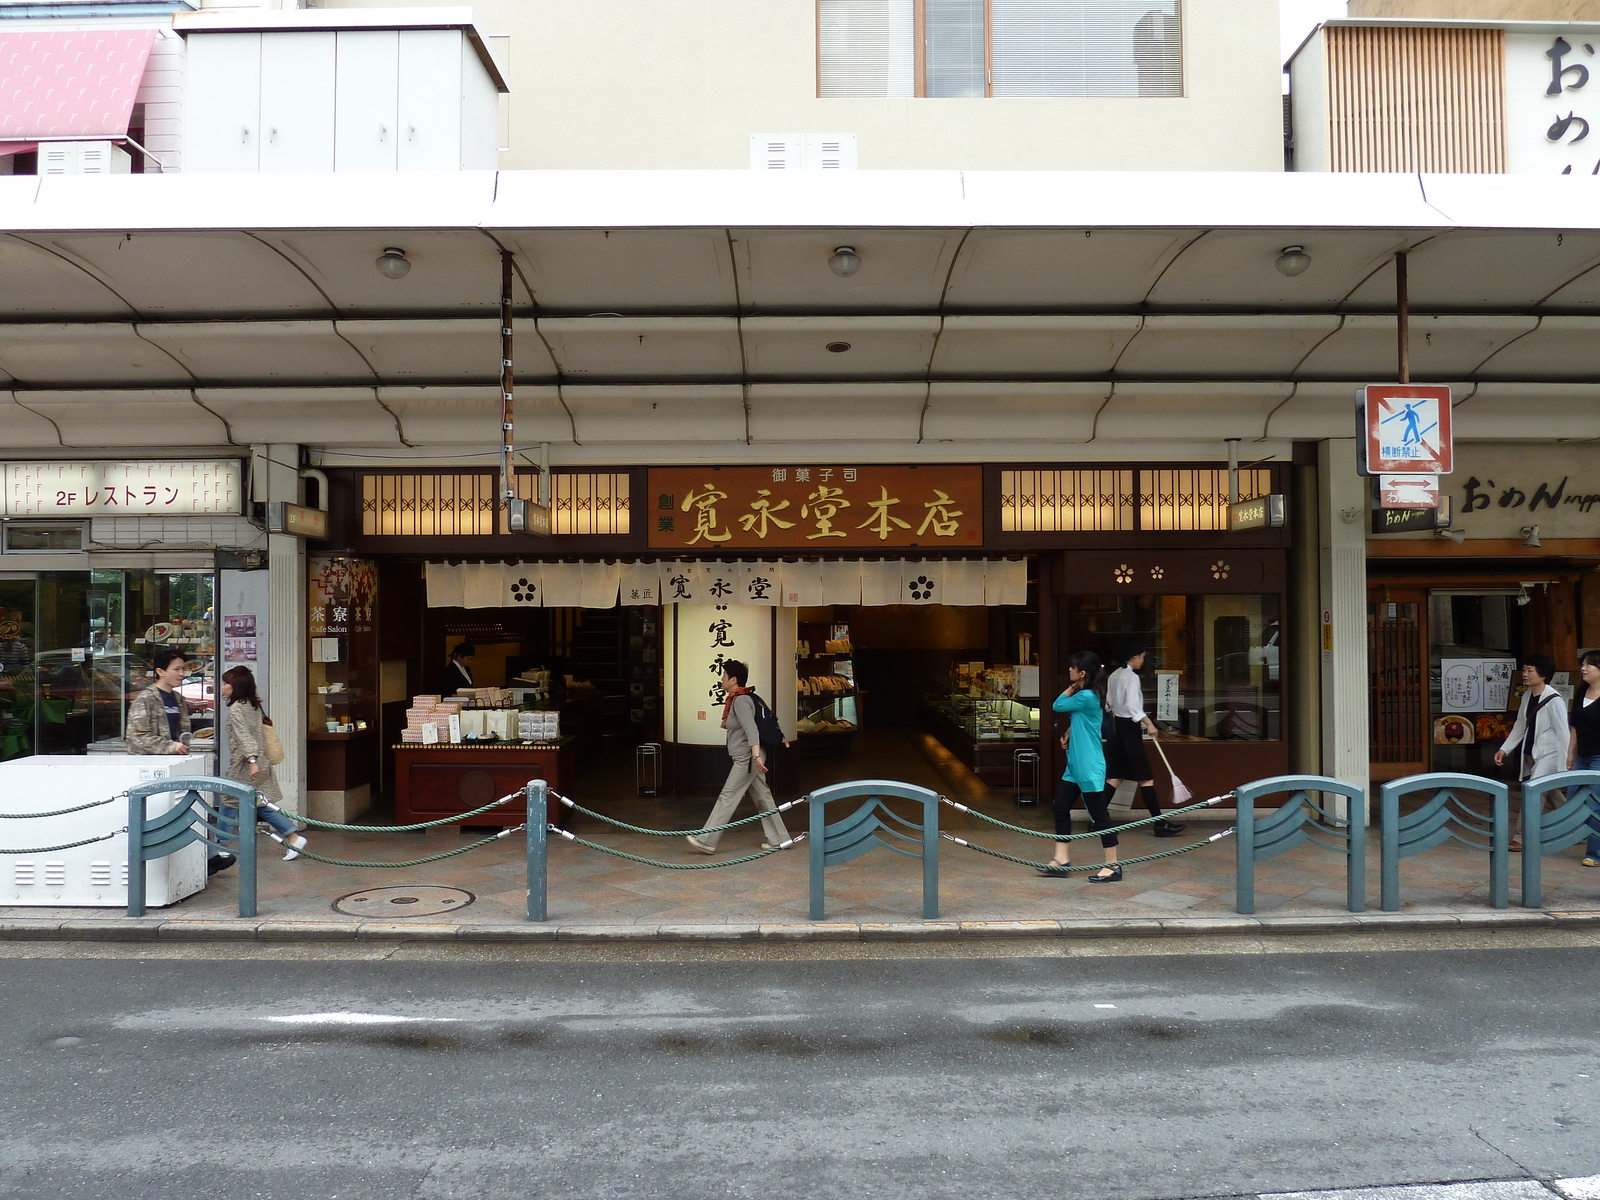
[423,560,1025,609]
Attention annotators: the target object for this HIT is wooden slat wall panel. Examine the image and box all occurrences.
[1326,25,1505,173]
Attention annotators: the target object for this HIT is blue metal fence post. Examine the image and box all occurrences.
[809,790,826,920]
[126,791,147,918]
[922,791,939,920]
[526,780,548,922]
[237,786,257,919]
[1485,774,1513,908]
[1522,779,1544,909]
[1235,786,1257,915]
[1348,783,1367,914]
[1380,780,1402,911]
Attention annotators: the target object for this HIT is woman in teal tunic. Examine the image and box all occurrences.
[1039,650,1122,882]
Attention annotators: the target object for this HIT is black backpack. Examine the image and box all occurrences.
[744,691,786,756]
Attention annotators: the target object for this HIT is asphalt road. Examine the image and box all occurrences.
[1,941,1597,1200]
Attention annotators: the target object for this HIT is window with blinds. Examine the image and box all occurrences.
[818,0,916,98]
[819,0,1182,97]
[1000,469,1135,531]
[361,473,631,537]
[1139,469,1271,532]
[514,472,632,536]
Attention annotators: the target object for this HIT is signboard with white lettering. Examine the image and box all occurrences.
[3,460,242,517]
[1227,494,1286,531]
[1378,474,1439,509]
[1358,385,1453,476]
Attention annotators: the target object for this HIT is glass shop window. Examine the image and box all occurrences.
[1060,592,1281,741]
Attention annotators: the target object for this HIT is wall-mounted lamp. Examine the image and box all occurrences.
[375,247,412,280]
[1340,506,1362,525]
[828,245,862,278]
[1275,245,1312,278]
[1435,528,1466,544]
[1522,524,1542,548]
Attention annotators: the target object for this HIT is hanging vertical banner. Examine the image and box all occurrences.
[664,604,775,747]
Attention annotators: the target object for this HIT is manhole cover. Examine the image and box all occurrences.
[333,885,476,918]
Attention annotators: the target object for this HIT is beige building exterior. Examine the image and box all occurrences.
[316,0,1285,171]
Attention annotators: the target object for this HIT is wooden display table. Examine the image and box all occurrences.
[394,739,575,828]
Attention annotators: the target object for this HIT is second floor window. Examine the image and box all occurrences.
[819,0,1182,98]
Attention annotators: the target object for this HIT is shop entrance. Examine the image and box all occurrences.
[792,602,1039,800]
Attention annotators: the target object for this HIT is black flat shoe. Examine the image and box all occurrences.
[1152,820,1186,837]
[1087,866,1123,883]
[207,853,237,876]
[1036,863,1072,877]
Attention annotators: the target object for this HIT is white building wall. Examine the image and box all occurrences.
[137,30,187,173]
[320,0,1285,171]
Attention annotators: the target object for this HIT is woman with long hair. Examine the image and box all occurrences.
[1569,649,1600,867]
[221,665,307,861]
[1104,639,1186,837]
[1038,649,1122,882]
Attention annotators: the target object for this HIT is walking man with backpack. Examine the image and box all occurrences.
[687,659,792,854]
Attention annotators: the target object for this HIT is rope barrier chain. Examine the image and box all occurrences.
[286,827,520,869]
[0,793,125,821]
[941,790,1234,841]
[941,828,1235,872]
[288,788,524,833]
[0,827,128,856]
[554,792,809,837]
[551,826,808,869]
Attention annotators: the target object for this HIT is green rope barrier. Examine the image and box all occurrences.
[554,827,805,869]
[555,793,808,837]
[941,828,1235,871]
[941,791,1233,841]
[289,832,509,869]
[0,795,122,820]
[292,791,523,832]
[0,830,125,855]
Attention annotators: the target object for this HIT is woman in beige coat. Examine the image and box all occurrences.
[222,666,307,861]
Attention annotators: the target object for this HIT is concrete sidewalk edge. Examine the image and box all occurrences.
[0,908,1593,944]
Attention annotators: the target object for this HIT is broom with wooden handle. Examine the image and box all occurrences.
[1149,735,1193,805]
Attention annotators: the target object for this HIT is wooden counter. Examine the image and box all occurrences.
[394,739,575,827]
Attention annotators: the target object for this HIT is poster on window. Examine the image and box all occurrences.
[1441,658,1515,712]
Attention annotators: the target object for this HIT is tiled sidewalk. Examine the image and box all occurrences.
[5,778,1598,927]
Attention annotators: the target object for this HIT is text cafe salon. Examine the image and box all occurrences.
[308,460,1296,823]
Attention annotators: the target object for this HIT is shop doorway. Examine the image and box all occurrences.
[792,602,1039,800]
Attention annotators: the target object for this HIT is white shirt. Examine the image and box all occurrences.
[1106,665,1146,721]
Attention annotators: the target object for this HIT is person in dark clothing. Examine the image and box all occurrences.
[1569,650,1600,867]
[439,644,476,697]
[1103,639,1186,837]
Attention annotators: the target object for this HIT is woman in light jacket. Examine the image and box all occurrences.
[1038,650,1122,882]
[222,665,307,861]
[1495,654,1567,851]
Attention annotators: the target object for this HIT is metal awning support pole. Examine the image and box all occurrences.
[1396,250,1410,384]
[1227,437,1240,507]
[500,250,516,520]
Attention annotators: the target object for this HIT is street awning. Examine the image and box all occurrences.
[0,142,35,158]
[0,29,157,140]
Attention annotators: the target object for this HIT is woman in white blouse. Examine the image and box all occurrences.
[1103,640,1186,838]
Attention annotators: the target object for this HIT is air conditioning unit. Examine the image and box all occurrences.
[750,133,858,170]
[39,141,133,175]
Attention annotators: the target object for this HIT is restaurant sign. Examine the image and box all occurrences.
[2,460,243,517]
[647,466,982,551]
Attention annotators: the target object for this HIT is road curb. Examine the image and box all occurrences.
[0,908,1592,944]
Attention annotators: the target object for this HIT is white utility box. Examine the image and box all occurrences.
[0,754,216,907]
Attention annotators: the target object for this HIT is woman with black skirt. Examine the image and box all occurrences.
[1104,640,1186,837]
[1038,650,1123,882]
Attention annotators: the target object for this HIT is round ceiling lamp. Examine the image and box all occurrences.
[375,247,412,280]
[828,245,862,278]
[1274,245,1312,278]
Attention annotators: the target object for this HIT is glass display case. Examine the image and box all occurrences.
[796,620,859,756]
[0,568,218,761]
[921,668,1040,785]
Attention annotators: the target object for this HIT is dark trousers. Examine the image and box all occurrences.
[1054,781,1119,849]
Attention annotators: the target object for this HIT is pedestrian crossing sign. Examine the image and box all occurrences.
[1358,384,1452,476]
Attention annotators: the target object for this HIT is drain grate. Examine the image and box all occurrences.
[333,885,476,918]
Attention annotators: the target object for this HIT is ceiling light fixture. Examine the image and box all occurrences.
[375,247,412,280]
[826,341,852,353]
[1274,245,1312,278]
[828,245,861,278]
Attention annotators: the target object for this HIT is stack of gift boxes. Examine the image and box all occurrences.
[400,695,461,743]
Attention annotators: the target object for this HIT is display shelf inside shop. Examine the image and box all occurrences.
[796,620,859,757]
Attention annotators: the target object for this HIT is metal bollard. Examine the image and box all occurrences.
[1012,749,1039,807]
[526,779,548,922]
[636,742,663,796]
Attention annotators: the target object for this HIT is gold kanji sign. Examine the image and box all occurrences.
[647,466,984,550]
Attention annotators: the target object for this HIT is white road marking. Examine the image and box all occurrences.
[263,1012,461,1026]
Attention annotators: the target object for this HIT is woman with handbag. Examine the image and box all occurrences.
[222,666,308,861]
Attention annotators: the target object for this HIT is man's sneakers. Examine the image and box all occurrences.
[685,836,716,855]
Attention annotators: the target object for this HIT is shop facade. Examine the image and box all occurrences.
[309,459,1298,815]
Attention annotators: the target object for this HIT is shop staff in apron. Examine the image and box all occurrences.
[440,644,476,698]
[1103,640,1186,837]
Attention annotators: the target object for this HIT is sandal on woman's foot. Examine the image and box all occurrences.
[1087,866,1123,883]
[1036,862,1072,877]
